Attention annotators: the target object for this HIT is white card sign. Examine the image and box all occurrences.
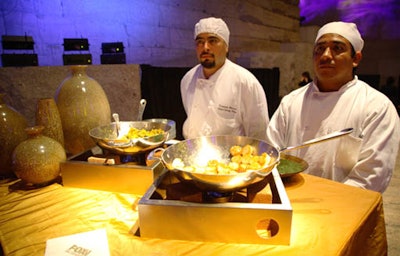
[44,229,110,256]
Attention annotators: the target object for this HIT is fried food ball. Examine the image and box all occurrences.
[172,144,272,175]
[241,144,255,156]
[230,145,242,156]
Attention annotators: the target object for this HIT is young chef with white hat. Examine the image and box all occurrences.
[180,17,269,140]
[267,21,400,193]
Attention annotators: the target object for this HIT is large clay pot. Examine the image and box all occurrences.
[35,98,65,148]
[12,126,66,185]
[55,65,111,155]
[0,93,28,178]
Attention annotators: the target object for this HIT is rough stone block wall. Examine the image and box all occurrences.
[0,0,309,97]
[0,65,141,126]
[0,0,302,66]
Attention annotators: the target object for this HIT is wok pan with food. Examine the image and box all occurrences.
[160,135,280,192]
[158,128,354,192]
[89,121,171,155]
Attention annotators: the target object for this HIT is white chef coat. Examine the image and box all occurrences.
[181,59,269,140]
[267,76,400,193]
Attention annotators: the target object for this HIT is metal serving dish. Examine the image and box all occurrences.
[143,118,176,140]
[160,135,280,192]
[277,153,309,178]
[158,129,354,192]
[89,121,171,155]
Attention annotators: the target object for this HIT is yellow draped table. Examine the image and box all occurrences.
[0,173,386,256]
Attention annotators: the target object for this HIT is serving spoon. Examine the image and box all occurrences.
[112,113,120,137]
[137,99,147,121]
[107,113,132,147]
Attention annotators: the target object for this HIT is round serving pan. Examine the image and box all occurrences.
[143,118,176,140]
[89,121,171,155]
[160,135,280,192]
[159,128,354,192]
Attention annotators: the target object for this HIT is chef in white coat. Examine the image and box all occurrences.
[181,17,269,140]
[267,21,400,193]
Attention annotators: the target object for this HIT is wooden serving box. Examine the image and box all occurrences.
[60,146,164,195]
[136,168,292,245]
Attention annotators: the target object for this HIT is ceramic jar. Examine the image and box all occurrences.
[55,65,111,155]
[0,93,28,178]
[35,98,64,147]
[12,126,66,185]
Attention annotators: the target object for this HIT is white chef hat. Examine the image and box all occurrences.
[315,21,364,52]
[194,17,230,46]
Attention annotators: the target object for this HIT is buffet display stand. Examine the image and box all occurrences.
[137,168,292,245]
[0,170,386,255]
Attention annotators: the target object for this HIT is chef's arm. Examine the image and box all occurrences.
[343,102,400,193]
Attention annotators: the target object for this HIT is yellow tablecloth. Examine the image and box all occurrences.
[0,173,386,256]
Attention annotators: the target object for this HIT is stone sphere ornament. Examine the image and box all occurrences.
[12,126,67,186]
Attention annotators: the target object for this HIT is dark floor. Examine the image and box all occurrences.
[383,147,400,255]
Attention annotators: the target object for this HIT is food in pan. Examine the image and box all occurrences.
[103,127,165,147]
[172,144,272,175]
[90,121,171,155]
[122,127,164,139]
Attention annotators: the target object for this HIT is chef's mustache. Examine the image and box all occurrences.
[200,52,214,58]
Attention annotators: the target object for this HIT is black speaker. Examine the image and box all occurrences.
[63,54,92,65]
[1,53,38,66]
[100,53,126,64]
[2,35,34,50]
[101,42,124,54]
[63,38,89,51]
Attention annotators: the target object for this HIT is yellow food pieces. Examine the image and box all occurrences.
[225,145,268,173]
[123,127,164,139]
[172,144,272,175]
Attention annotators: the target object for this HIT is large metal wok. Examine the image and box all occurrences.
[89,121,171,155]
[160,135,280,192]
[158,128,354,192]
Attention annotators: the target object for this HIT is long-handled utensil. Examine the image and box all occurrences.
[280,128,354,152]
[137,99,147,121]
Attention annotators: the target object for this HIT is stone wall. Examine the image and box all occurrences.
[1,0,399,96]
[0,0,310,97]
[1,0,302,67]
[0,65,141,126]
